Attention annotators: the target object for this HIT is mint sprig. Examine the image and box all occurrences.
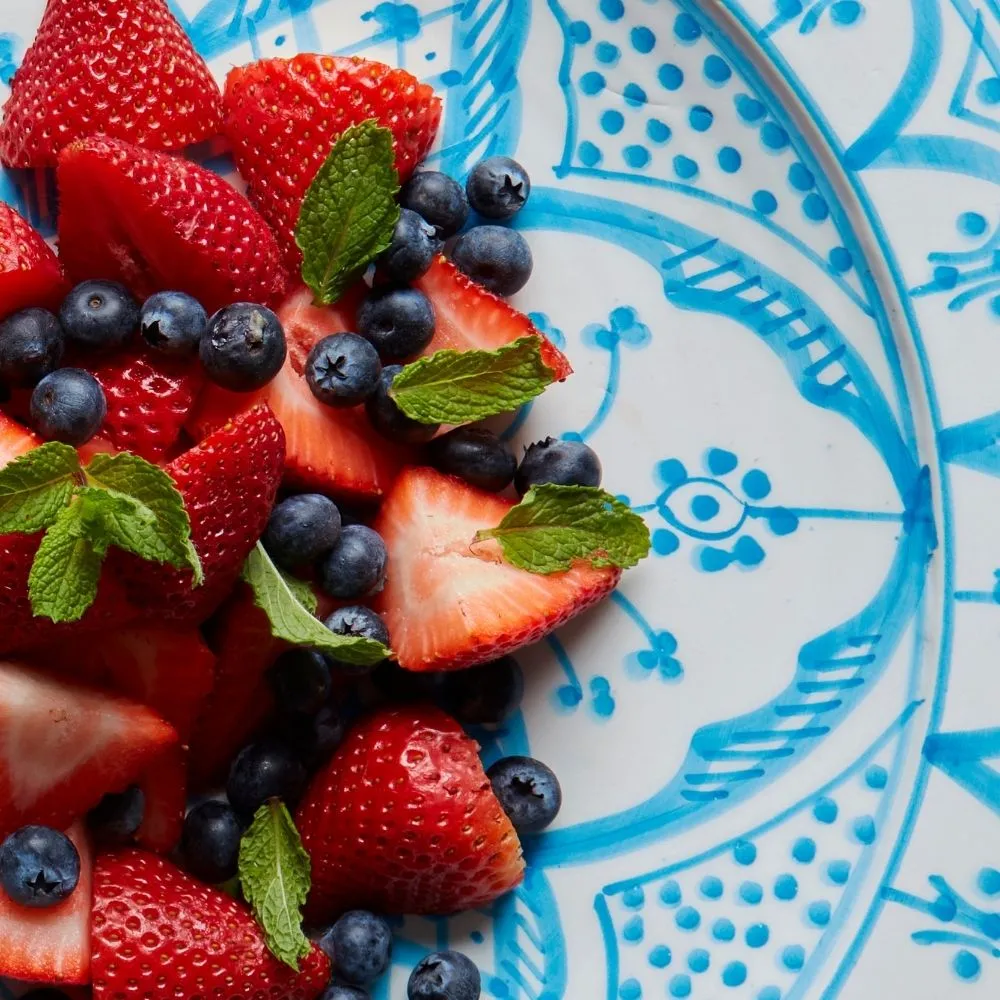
[475,484,651,574]
[296,119,400,304]
[238,800,311,969]
[389,337,555,424]
[0,444,203,622]
[242,543,389,667]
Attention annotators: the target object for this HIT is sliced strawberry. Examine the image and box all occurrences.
[92,850,330,1000]
[0,821,91,984]
[279,282,366,375]
[0,409,40,464]
[373,466,620,671]
[109,405,285,624]
[84,346,204,462]
[57,136,289,313]
[0,661,178,839]
[190,360,406,502]
[0,203,68,320]
[136,744,188,853]
[298,704,524,919]
[0,0,222,168]
[223,55,441,268]
[415,256,572,380]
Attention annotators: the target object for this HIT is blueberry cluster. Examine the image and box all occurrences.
[0,280,286,445]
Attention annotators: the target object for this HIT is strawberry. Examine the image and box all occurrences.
[0,204,68,320]
[84,347,205,462]
[223,55,441,268]
[57,136,289,314]
[0,0,222,168]
[92,850,331,1000]
[297,704,524,919]
[190,359,406,502]
[136,744,188,853]
[0,408,40,464]
[372,467,620,671]
[279,282,366,375]
[110,405,285,623]
[0,660,178,839]
[415,257,572,381]
[0,822,91,984]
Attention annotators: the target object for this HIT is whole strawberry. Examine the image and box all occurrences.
[91,850,330,1000]
[0,0,222,167]
[297,704,525,920]
[223,55,441,268]
[0,204,67,320]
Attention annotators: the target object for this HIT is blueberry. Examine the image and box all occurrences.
[319,910,393,984]
[269,649,332,716]
[426,427,516,492]
[200,302,286,392]
[226,739,307,818]
[358,288,436,362]
[280,703,345,769]
[450,226,532,297]
[466,156,531,220]
[319,524,388,600]
[487,756,562,834]
[408,950,481,1000]
[366,365,440,444]
[318,985,368,1000]
[0,308,65,387]
[0,826,81,908]
[306,333,382,407]
[263,494,342,571]
[30,368,107,445]
[59,280,139,351]
[323,606,390,675]
[380,208,441,283]
[514,438,602,495]
[140,291,208,356]
[437,657,524,725]
[181,800,243,883]
[88,785,145,844]
[401,171,469,237]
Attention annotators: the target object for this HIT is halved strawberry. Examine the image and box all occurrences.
[57,136,289,313]
[279,282,366,375]
[136,743,188,853]
[0,204,68,320]
[190,360,406,502]
[84,346,204,462]
[0,408,39,464]
[0,821,91,983]
[298,704,524,919]
[372,467,620,671]
[92,850,330,1000]
[109,405,285,624]
[223,55,441,268]
[0,0,222,168]
[415,256,572,381]
[0,660,178,839]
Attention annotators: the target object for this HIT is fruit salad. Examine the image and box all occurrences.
[0,4,652,1000]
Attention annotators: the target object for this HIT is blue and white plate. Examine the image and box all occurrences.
[3,1,1000,998]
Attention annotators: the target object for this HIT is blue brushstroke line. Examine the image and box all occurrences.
[940,410,1000,476]
[545,633,582,704]
[924,727,1000,817]
[843,0,941,168]
[911,930,1000,956]
[949,12,988,120]
[869,134,1000,182]
[500,402,534,443]
[610,590,659,648]
[954,589,998,604]
[928,223,1000,265]
[603,702,920,894]
[949,277,1000,310]
[575,340,620,443]
[594,893,619,1000]
[747,505,904,522]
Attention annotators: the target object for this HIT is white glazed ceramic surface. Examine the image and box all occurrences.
[2,1,999,998]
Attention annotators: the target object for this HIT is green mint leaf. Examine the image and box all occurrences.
[84,452,203,585]
[284,572,319,616]
[241,543,389,667]
[75,486,167,561]
[475,484,651,574]
[238,800,311,970]
[0,442,80,534]
[389,337,555,424]
[28,499,105,623]
[295,120,400,305]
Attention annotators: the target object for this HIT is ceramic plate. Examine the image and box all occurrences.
[3,1,1000,998]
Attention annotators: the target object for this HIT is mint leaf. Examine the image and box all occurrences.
[0,442,80,534]
[295,120,400,305]
[242,543,388,667]
[84,452,203,585]
[28,499,104,623]
[238,800,311,970]
[284,573,319,616]
[475,484,651,574]
[390,337,555,424]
